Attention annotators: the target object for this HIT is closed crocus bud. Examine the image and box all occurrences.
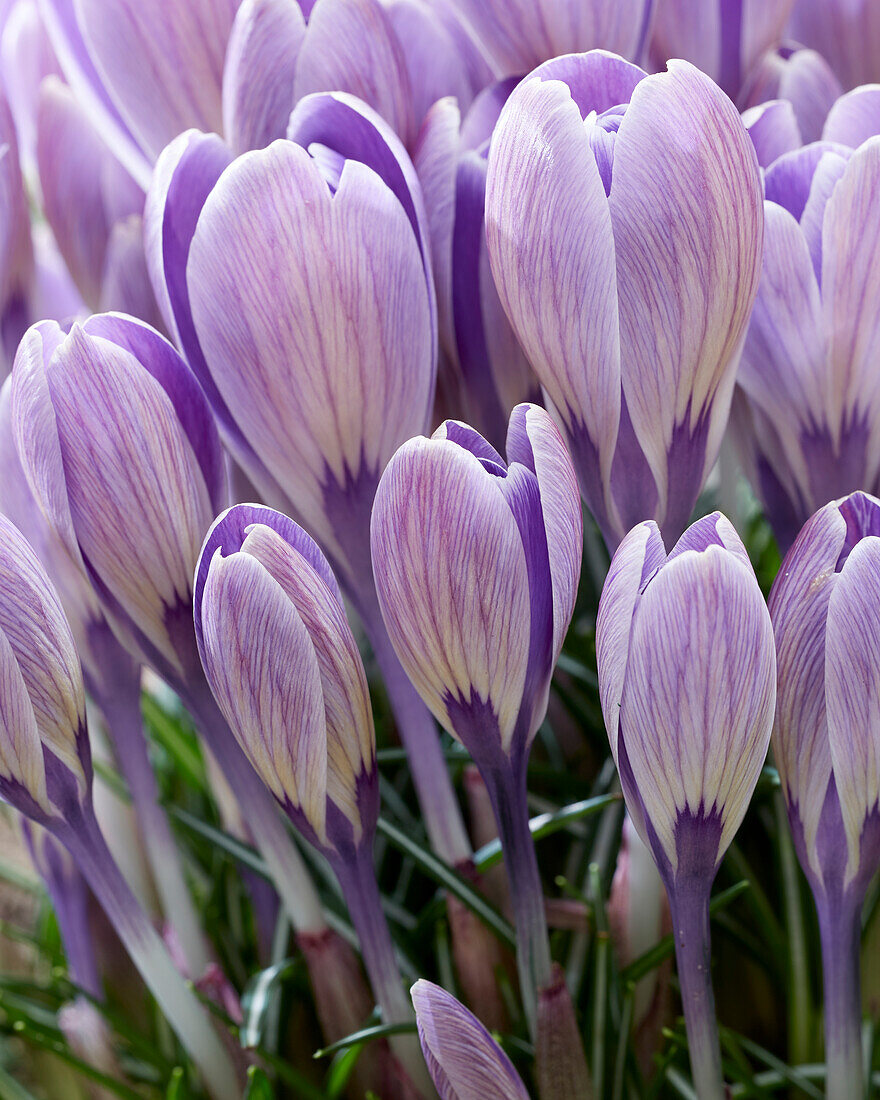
[649,0,795,100]
[414,80,538,449]
[789,0,880,90]
[486,52,763,552]
[445,0,652,77]
[740,44,843,143]
[411,979,530,1100]
[597,512,775,1100]
[769,491,880,1097]
[195,502,430,1098]
[373,403,589,1091]
[734,131,880,552]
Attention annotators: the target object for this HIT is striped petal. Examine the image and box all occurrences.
[768,501,846,883]
[73,0,240,161]
[610,60,763,542]
[371,436,529,754]
[188,140,433,568]
[221,0,305,155]
[412,980,530,1100]
[742,100,802,169]
[622,544,776,875]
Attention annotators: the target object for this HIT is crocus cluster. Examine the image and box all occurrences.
[2,1,880,1099]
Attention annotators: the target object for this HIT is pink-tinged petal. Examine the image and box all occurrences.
[294,0,414,147]
[73,0,240,161]
[789,1,880,91]
[485,72,621,525]
[506,404,583,662]
[221,0,305,155]
[449,0,651,77]
[412,97,460,365]
[188,140,433,565]
[740,47,842,145]
[738,200,825,498]
[768,501,846,882]
[742,100,802,168]
[821,138,880,486]
[0,514,87,802]
[596,520,665,764]
[43,327,215,669]
[98,215,165,333]
[199,547,328,840]
[825,534,880,882]
[239,522,375,838]
[823,85,880,149]
[623,546,776,872]
[36,77,110,309]
[411,979,530,1100]
[610,61,763,534]
[371,436,529,751]
[37,0,151,188]
[1,0,61,180]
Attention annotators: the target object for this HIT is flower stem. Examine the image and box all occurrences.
[182,676,327,935]
[61,808,242,1100]
[95,677,211,977]
[667,883,725,1100]
[816,892,864,1099]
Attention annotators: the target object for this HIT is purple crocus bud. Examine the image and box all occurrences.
[596,512,775,1099]
[789,0,880,90]
[740,45,843,143]
[414,81,538,450]
[445,0,653,77]
[649,0,795,100]
[411,979,530,1100]
[486,52,763,552]
[373,404,588,1082]
[734,133,880,552]
[769,491,880,1096]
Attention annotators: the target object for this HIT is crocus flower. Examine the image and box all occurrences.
[195,502,431,1098]
[485,51,763,552]
[372,403,589,1090]
[596,512,776,1099]
[0,513,239,1100]
[740,44,843,144]
[445,0,653,77]
[414,79,538,448]
[769,491,880,1097]
[10,312,329,942]
[146,92,473,869]
[0,91,34,366]
[649,0,795,100]
[789,0,880,90]
[733,130,880,552]
[411,979,530,1100]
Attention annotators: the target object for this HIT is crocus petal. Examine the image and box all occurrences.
[371,437,529,752]
[294,0,414,147]
[768,502,846,881]
[596,520,665,764]
[609,60,763,538]
[742,100,802,168]
[0,619,48,812]
[740,46,842,145]
[188,140,433,565]
[821,138,880,487]
[789,1,880,91]
[825,534,880,882]
[433,419,504,466]
[0,95,32,324]
[823,85,880,149]
[412,979,530,1100]
[506,403,583,662]
[0,514,87,803]
[1,0,61,181]
[623,546,776,874]
[36,76,110,308]
[486,70,621,532]
[221,0,305,156]
[199,547,328,840]
[73,0,240,161]
[98,216,164,332]
[449,0,651,76]
[665,511,752,572]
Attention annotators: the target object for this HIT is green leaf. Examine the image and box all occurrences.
[244,1067,275,1099]
[0,1061,41,1100]
[169,808,270,877]
[313,1022,417,1060]
[141,694,206,790]
[375,817,515,948]
[240,959,298,1050]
